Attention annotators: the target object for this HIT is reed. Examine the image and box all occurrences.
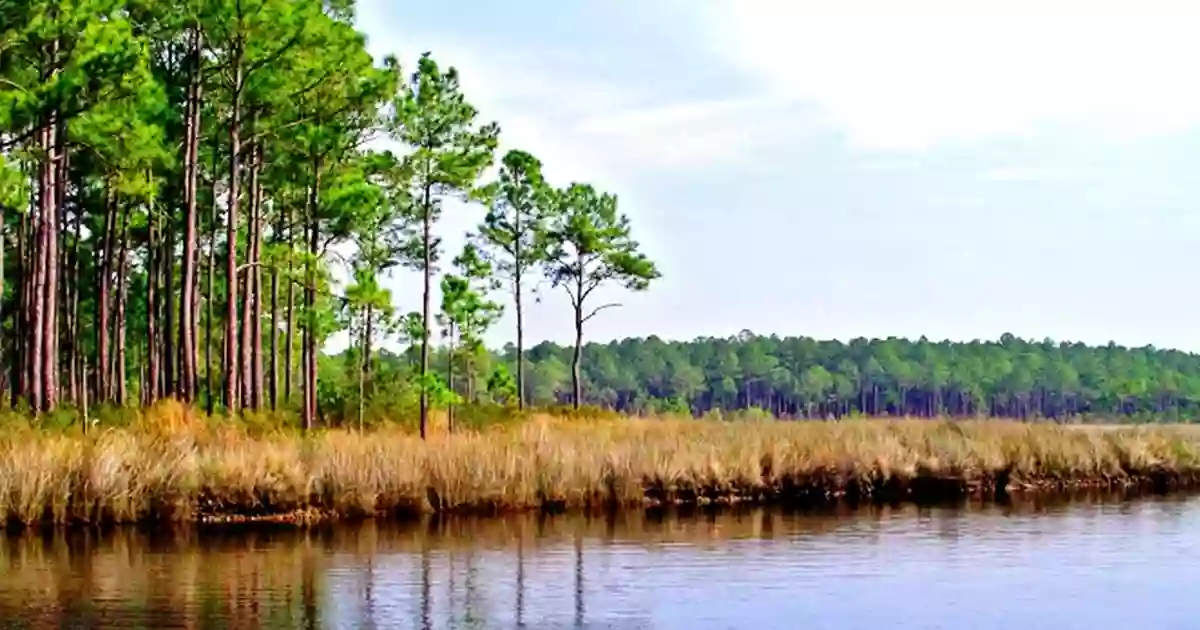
[2,402,1199,526]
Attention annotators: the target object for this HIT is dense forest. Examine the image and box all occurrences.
[0,0,658,435]
[3,2,1195,431]
[498,333,1200,422]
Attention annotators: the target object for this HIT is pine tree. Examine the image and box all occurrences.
[543,184,659,409]
[476,149,550,410]
[390,53,498,439]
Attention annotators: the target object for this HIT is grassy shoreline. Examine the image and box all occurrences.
[3,406,1200,527]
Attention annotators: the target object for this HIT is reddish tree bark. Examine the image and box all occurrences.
[269,207,280,411]
[28,120,49,412]
[250,142,264,411]
[96,185,116,403]
[239,136,258,411]
[284,205,294,405]
[68,210,81,405]
[205,137,218,415]
[164,200,176,397]
[178,27,202,403]
[147,210,159,404]
[114,207,130,405]
[224,35,243,414]
[302,164,321,430]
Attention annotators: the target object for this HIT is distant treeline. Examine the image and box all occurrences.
[469,332,1200,421]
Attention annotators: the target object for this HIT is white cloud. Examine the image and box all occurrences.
[361,36,622,187]
[348,28,684,348]
[698,0,1200,151]
[365,31,818,177]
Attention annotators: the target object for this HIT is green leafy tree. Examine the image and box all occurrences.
[486,363,517,406]
[799,365,833,418]
[344,269,394,432]
[390,53,499,439]
[437,244,502,431]
[475,149,551,410]
[542,183,659,409]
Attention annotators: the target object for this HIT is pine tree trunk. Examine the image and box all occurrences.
[357,315,365,433]
[250,142,264,411]
[238,136,257,410]
[40,76,63,412]
[155,225,166,399]
[447,326,456,433]
[29,121,50,412]
[418,183,432,439]
[466,354,475,404]
[269,227,279,410]
[147,209,159,405]
[96,185,115,404]
[137,344,145,407]
[21,200,34,407]
[205,160,217,415]
[67,207,81,405]
[224,39,243,414]
[571,299,583,410]
[178,26,202,402]
[49,111,65,408]
[301,318,309,426]
[56,189,68,404]
[164,198,176,398]
[238,227,251,411]
[363,303,372,398]
[114,207,129,406]
[301,164,320,430]
[284,206,294,405]
[80,354,88,432]
[515,273,524,410]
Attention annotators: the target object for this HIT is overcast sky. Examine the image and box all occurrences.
[348,0,1200,352]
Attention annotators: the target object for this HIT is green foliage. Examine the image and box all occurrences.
[450,402,525,431]
[486,364,518,405]
[439,244,503,351]
[544,183,661,311]
[392,53,500,276]
[497,334,1200,422]
[0,154,27,210]
[476,149,552,291]
[0,0,646,428]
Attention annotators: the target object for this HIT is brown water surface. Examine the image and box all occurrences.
[0,496,1196,629]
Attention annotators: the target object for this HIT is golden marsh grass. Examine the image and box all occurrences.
[2,403,1199,526]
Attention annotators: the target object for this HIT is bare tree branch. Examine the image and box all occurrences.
[582,302,622,324]
[235,261,269,274]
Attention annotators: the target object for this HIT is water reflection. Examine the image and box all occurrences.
[0,495,1198,629]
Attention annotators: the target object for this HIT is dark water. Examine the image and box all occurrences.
[1,496,1198,629]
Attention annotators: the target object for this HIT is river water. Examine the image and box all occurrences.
[1,496,1197,629]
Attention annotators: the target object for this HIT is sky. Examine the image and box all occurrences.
[348,0,1200,352]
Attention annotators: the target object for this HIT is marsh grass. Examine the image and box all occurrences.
[2,400,1200,526]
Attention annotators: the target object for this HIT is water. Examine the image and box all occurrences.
[1,496,1197,629]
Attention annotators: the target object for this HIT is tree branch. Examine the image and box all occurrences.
[580,275,604,304]
[582,302,622,323]
[244,29,305,77]
[242,114,317,146]
[235,261,268,274]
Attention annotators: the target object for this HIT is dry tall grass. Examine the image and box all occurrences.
[2,401,1200,525]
